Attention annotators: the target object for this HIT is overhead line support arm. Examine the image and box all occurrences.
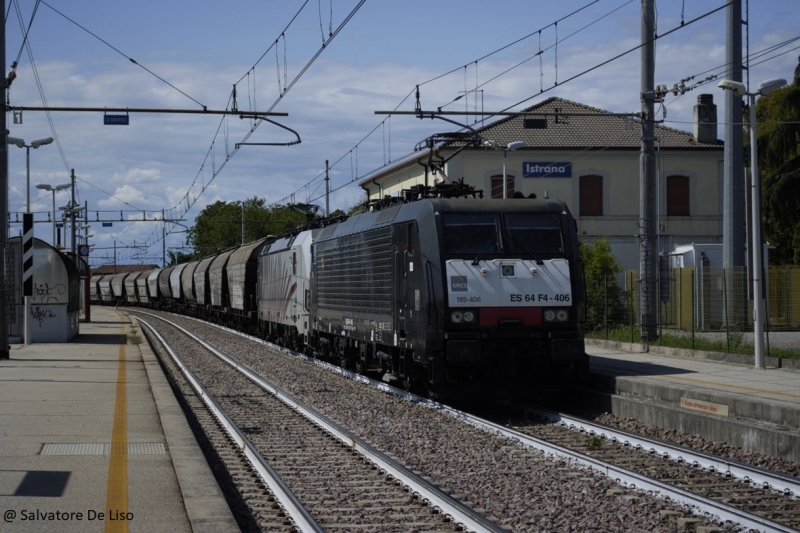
[6,105,288,117]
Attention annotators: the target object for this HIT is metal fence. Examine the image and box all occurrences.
[587,266,800,342]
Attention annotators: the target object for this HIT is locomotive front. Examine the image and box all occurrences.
[429,199,587,398]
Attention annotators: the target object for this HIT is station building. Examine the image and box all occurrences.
[359,96,724,271]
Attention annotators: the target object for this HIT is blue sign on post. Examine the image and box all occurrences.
[523,162,572,178]
[102,222,113,227]
[104,114,129,125]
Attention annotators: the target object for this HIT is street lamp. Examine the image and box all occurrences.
[7,136,54,213]
[35,182,71,245]
[8,135,53,347]
[503,141,525,199]
[718,76,787,369]
[483,140,525,198]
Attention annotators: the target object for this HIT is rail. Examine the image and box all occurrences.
[136,311,506,533]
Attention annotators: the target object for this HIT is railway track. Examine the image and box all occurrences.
[131,309,795,531]
[503,405,800,531]
[135,313,502,532]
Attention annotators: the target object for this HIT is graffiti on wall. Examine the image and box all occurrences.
[32,283,66,304]
[31,306,57,327]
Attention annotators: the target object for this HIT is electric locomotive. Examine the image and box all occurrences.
[107,183,587,401]
[309,184,587,399]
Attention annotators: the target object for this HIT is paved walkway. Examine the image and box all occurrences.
[0,306,237,532]
[586,340,800,461]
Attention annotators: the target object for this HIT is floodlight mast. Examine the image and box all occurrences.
[36,182,71,245]
[502,141,525,199]
[6,135,55,346]
[8,136,55,215]
[1,0,8,359]
[718,76,787,369]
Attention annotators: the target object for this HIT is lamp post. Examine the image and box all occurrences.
[502,141,525,199]
[8,135,53,346]
[7,136,54,213]
[35,182,71,245]
[718,76,787,369]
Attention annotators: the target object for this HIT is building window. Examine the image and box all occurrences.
[491,175,515,198]
[667,175,690,216]
[579,175,603,216]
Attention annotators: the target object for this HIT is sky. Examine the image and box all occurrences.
[4,0,799,268]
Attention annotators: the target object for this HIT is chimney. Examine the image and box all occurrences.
[693,94,717,144]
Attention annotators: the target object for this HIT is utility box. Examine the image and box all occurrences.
[669,243,770,269]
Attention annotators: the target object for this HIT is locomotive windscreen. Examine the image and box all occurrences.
[442,212,565,257]
[442,213,500,254]
[505,213,564,255]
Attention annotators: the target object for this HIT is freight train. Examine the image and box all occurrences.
[93,182,588,400]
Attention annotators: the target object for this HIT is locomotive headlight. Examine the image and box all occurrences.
[544,308,569,322]
[450,310,476,324]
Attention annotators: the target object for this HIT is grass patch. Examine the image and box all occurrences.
[585,435,603,451]
[127,332,143,345]
[587,327,800,360]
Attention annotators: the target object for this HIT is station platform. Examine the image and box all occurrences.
[0,306,237,532]
[586,339,800,463]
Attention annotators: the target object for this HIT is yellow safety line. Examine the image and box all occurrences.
[105,312,128,533]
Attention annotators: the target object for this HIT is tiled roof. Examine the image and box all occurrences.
[451,97,722,150]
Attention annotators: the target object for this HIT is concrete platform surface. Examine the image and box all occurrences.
[0,306,238,532]
[586,340,800,463]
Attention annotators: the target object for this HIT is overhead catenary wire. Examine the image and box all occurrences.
[164,0,367,225]
[10,0,39,70]
[59,0,629,263]
[136,2,799,265]
[10,0,71,174]
[26,1,790,267]
[438,0,635,112]
[39,0,206,110]
[662,36,800,110]
[264,0,634,210]
[10,1,150,218]
[499,2,733,116]
[126,0,368,261]
[284,0,787,218]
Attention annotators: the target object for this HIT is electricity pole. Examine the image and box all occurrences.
[325,160,330,217]
[0,0,9,359]
[639,0,658,343]
[723,0,745,328]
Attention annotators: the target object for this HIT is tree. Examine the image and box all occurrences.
[758,58,800,264]
[187,198,310,258]
[579,239,625,331]
[167,250,195,266]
